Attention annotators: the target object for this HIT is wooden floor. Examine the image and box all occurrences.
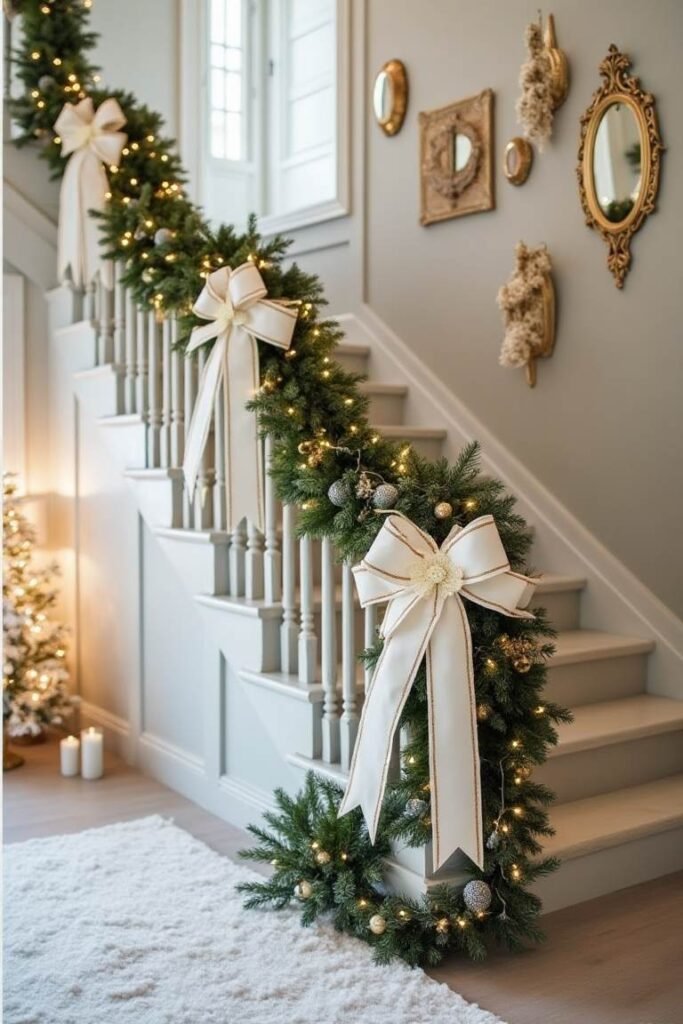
[4,735,683,1024]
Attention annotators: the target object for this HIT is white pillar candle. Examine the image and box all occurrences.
[80,727,104,780]
[60,735,80,777]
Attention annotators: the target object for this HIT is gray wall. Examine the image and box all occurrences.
[360,0,683,616]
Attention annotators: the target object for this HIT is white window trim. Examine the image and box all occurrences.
[179,0,351,232]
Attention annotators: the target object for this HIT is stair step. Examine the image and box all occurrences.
[334,341,370,374]
[550,630,653,666]
[531,573,585,631]
[358,382,407,425]
[375,424,447,459]
[537,694,683,803]
[546,630,653,707]
[546,774,683,862]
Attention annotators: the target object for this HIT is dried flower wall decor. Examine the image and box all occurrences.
[498,243,556,388]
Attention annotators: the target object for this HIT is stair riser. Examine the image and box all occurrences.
[386,435,444,460]
[128,478,183,530]
[545,652,648,708]
[537,731,683,803]
[363,391,406,424]
[534,824,683,914]
[98,420,147,469]
[533,589,581,632]
[154,535,229,596]
[335,350,369,375]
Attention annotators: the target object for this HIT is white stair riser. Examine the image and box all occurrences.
[73,368,123,419]
[155,534,229,596]
[534,824,683,913]
[200,606,279,675]
[362,389,406,424]
[545,652,649,708]
[128,477,183,530]
[98,419,147,471]
[382,433,444,460]
[537,731,683,803]
[335,349,369,375]
[534,588,581,632]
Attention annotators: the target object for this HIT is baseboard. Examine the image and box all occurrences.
[336,309,683,696]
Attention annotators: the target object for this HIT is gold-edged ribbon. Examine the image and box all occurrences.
[182,263,297,532]
[54,96,127,289]
[339,513,536,870]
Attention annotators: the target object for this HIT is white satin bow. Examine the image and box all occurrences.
[54,96,127,290]
[339,513,535,870]
[183,263,297,532]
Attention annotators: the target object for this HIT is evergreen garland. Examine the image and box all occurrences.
[11,0,571,966]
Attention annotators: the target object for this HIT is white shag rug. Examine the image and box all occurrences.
[4,816,505,1024]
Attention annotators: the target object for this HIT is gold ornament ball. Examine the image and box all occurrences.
[433,501,453,520]
[294,880,313,901]
[514,655,532,674]
[435,917,450,934]
[369,914,387,935]
[315,850,331,866]
[477,703,491,721]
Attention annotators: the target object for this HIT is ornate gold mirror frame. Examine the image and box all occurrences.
[373,60,408,137]
[577,45,664,288]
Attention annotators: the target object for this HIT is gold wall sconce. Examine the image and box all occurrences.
[373,60,408,136]
[545,14,569,110]
[516,13,569,148]
[503,137,533,185]
[498,243,556,388]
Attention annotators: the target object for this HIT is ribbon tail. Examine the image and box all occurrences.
[224,326,264,532]
[182,335,226,499]
[428,596,484,870]
[339,594,441,842]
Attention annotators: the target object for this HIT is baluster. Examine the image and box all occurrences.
[160,317,172,468]
[169,319,185,467]
[99,275,114,364]
[124,290,138,414]
[213,382,227,530]
[297,534,317,686]
[340,562,359,770]
[263,435,281,604]
[229,519,247,596]
[280,503,298,674]
[321,537,340,762]
[364,605,378,692]
[245,520,264,600]
[147,311,162,468]
[136,308,148,423]
[113,267,126,367]
[86,281,99,364]
[193,348,214,528]
[182,348,197,528]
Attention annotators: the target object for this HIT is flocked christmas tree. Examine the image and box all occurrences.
[3,475,71,740]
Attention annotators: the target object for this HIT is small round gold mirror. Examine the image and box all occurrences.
[373,60,408,136]
[503,137,533,185]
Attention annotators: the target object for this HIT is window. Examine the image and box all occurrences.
[201,0,348,232]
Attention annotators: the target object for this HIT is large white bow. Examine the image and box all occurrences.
[339,513,535,870]
[54,96,127,290]
[183,263,297,532]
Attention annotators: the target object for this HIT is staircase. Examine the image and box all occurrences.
[42,269,683,916]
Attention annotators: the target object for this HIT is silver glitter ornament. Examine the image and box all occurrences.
[406,798,427,818]
[154,227,174,246]
[372,483,398,510]
[462,879,492,913]
[328,479,351,507]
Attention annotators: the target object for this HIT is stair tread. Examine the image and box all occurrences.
[545,774,683,861]
[358,382,407,396]
[532,573,586,593]
[375,424,447,439]
[550,694,683,757]
[98,413,143,427]
[551,629,653,665]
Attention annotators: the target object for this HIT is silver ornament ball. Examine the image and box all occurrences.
[406,797,427,818]
[328,478,351,508]
[434,501,453,520]
[369,914,387,935]
[462,879,492,913]
[154,227,174,246]
[294,880,313,901]
[372,483,398,510]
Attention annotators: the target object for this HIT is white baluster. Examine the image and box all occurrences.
[229,519,247,596]
[160,317,172,468]
[124,290,138,414]
[364,604,378,692]
[147,311,162,468]
[183,348,197,528]
[136,309,148,422]
[263,435,281,604]
[170,319,184,467]
[340,562,359,770]
[297,534,317,686]
[245,520,264,600]
[280,503,298,674]
[113,267,126,368]
[321,537,340,762]
[86,281,100,364]
[212,384,227,530]
[193,348,214,528]
[99,278,114,364]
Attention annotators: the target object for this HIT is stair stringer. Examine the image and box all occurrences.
[337,310,683,699]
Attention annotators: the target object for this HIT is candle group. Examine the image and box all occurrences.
[59,727,104,779]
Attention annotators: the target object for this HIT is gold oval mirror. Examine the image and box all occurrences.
[373,60,408,136]
[503,137,533,185]
[578,46,664,287]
